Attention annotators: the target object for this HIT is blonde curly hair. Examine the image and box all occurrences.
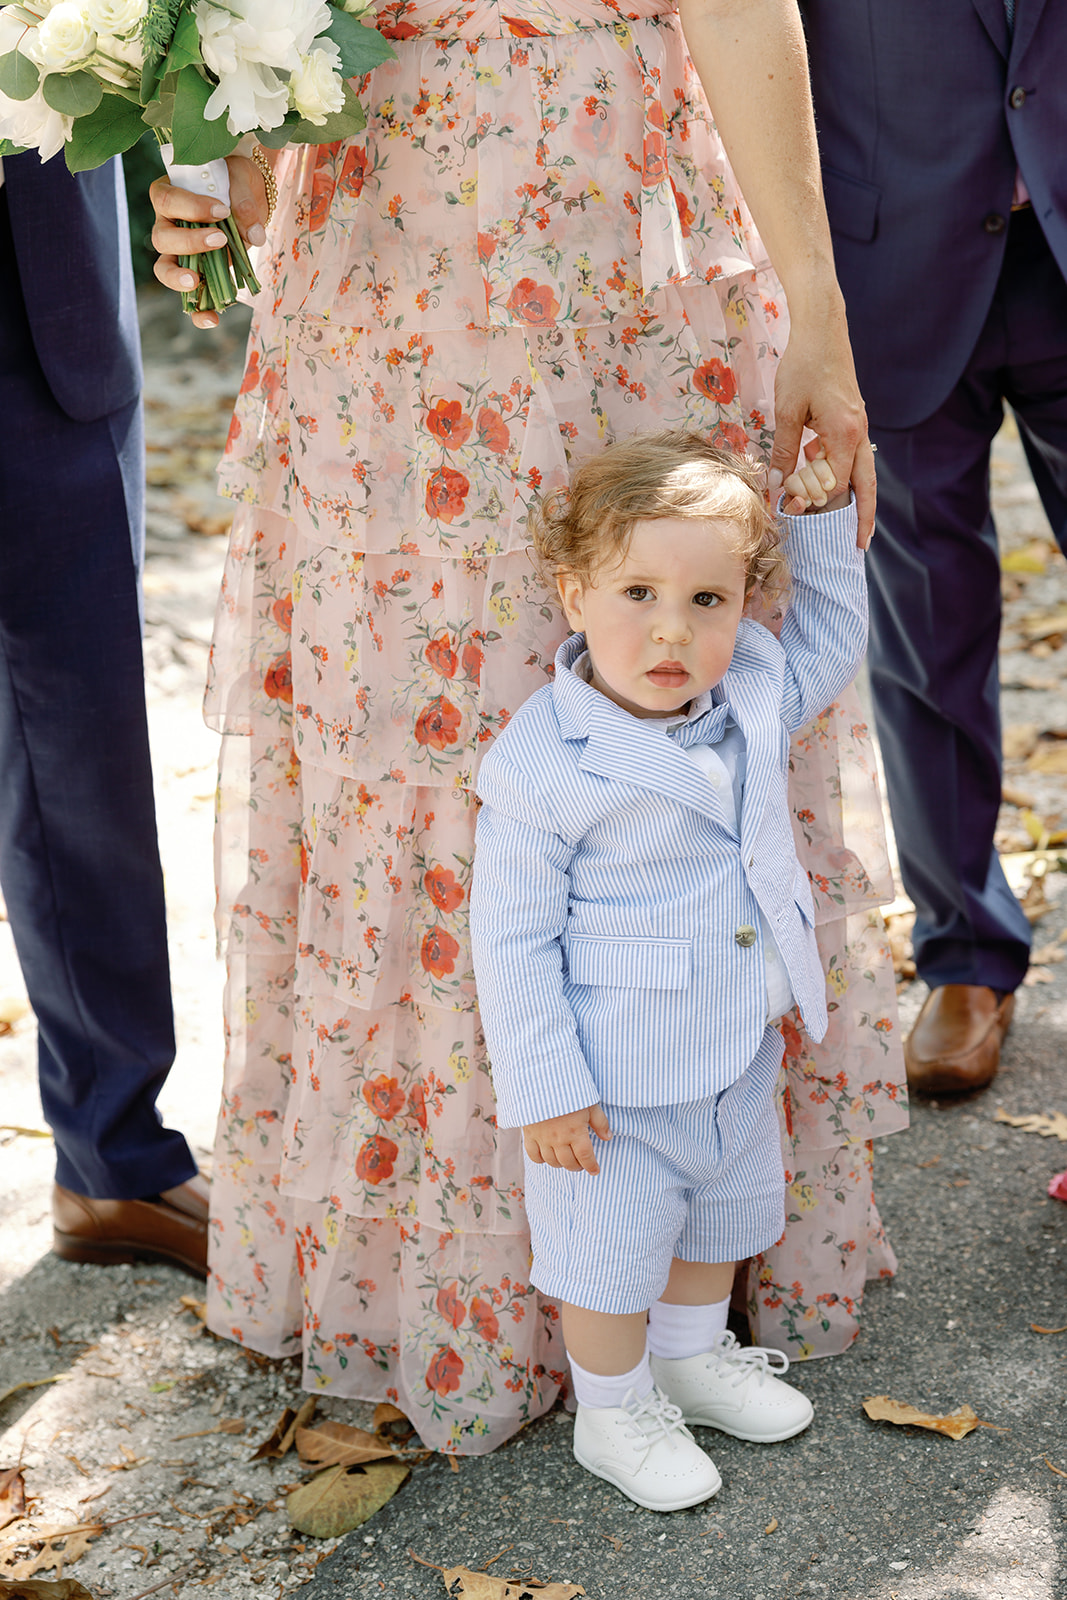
[531,429,786,601]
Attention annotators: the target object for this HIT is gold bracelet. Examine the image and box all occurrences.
[249,145,278,226]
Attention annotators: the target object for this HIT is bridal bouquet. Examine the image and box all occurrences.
[0,0,394,313]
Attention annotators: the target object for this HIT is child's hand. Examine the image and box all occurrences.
[523,1105,611,1175]
[781,442,854,522]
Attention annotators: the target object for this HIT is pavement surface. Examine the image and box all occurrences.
[0,288,1065,1600]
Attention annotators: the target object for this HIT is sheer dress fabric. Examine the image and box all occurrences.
[203,0,909,1454]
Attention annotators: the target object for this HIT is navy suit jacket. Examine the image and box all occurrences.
[4,152,141,421]
[800,0,1067,429]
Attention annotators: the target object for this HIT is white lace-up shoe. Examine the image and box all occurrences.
[573,1386,722,1511]
[650,1331,814,1443]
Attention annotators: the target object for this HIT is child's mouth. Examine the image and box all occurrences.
[646,663,689,687]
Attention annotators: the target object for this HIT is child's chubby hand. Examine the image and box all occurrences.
[781,441,869,548]
[523,1105,612,1174]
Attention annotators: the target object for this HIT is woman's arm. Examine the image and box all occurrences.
[677,0,875,545]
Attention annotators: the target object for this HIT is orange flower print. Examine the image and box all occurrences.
[642,102,668,185]
[362,1074,406,1120]
[272,593,293,632]
[421,926,460,979]
[470,1295,500,1342]
[239,348,261,396]
[477,231,496,262]
[309,159,335,233]
[263,655,293,703]
[415,697,462,749]
[425,864,464,913]
[692,357,737,406]
[461,640,484,683]
[670,176,694,238]
[505,278,560,327]
[425,465,470,523]
[425,634,458,678]
[425,1345,464,1396]
[300,838,309,885]
[712,420,749,453]
[339,143,367,199]
[408,1082,428,1131]
[476,406,510,455]
[426,399,473,449]
[436,1282,467,1330]
[504,15,547,34]
[355,1133,399,1184]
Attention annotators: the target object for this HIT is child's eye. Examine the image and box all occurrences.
[693,591,723,608]
[624,586,651,602]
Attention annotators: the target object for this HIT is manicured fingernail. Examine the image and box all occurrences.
[210,203,229,218]
[204,230,228,247]
[247,223,266,246]
[768,468,783,489]
[179,272,196,289]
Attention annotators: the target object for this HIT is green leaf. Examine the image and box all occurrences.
[0,49,40,102]
[283,82,367,144]
[325,8,396,76]
[286,1461,410,1539]
[0,139,29,158]
[42,70,103,117]
[254,110,301,151]
[141,69,179,129]
[140,50,165,105]
[169,64,237,163]
[161,7,202,75]
[63,92,146,171]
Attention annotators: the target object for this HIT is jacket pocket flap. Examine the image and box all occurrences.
[566,935,691,989]
[822,165,880,244]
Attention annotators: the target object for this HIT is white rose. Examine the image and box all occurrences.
[0,82,72,160]
[196,0,330,75]
[34,1,96,69]
[84,0,147,38]
[288,38,344,125]
[91,27,143,82]
[203,57,290,135]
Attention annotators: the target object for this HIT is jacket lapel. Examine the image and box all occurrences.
[1009,0,1049,66]
[970,0,1009,54]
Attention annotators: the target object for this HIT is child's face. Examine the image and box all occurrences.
[557,515,748,719]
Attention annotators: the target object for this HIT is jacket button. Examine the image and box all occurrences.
[1009,85,1026,109]
[735,925,757,947]
[983,212,1007,235]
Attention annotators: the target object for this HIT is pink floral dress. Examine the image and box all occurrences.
[203,0,909,1454]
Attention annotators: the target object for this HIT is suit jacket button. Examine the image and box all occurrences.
[983,212,1007,235]
[1009,85,1026,109]
[735,925,757,947]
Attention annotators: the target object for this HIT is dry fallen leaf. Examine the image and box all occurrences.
[1044,1458,1067,1479]
[1031,1322,1067,1334]
[442,1572,585,1600]
[0,1523,102,1581]
[0,1379,66,1413]
[373,1403,415,1443]
[251,1397,316,1462]
[1002,542,1051,575]
[296,1422,396,1469]
[764,1518,778,1534]
[1021,606,1067,641]
[862,1397,982,1440]
[172,1419,246,1442]
[1030,945,1066,964]
[0,1471,27,1536]
[1027,743,1067,776]
[286,1461,410,1539]
[0,1581,95,1598]
[178,1296,207,1324]
[1004,723,1040,761]
[995,1109,1067,1142]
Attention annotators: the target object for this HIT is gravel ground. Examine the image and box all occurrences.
[1,288,1065,1600]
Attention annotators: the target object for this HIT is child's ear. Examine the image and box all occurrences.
[556,571,586,632]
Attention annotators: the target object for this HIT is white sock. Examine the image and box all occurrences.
[569,1350,654,1411]
[646,1295,730,1360]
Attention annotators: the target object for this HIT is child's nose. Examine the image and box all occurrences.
[653,608,691,645]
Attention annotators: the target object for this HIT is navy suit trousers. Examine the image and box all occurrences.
[0,186,196,1197]
[866,207,1067,991]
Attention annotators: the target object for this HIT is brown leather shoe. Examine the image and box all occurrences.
[52,1174,209,1279]
[904,984,1015,1096]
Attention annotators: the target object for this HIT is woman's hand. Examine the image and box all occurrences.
[767,290,876,548]
[150,154,270,330]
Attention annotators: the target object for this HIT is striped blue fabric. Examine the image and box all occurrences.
[524,1026,787,1313]
[469,498,867,1129]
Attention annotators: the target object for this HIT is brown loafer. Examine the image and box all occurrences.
[904,984,1015,1096]
[52,1174,209,1279]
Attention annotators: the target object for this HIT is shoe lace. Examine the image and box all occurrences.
[620,1386,688,1445]
[705,1330,790,1390]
